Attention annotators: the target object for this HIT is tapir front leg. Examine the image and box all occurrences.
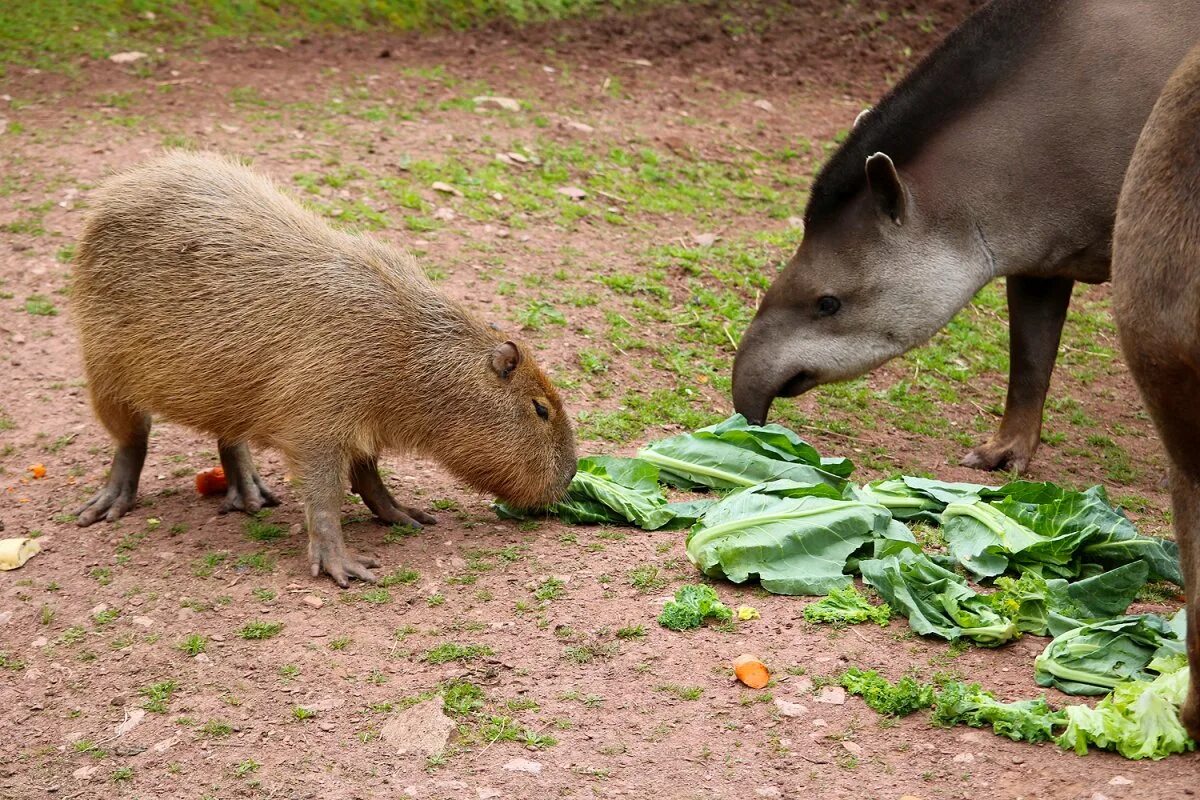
[962,275,1074,473]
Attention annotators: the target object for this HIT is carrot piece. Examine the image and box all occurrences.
[28,464,47,479]
[195,466,228,497]
[734,654,770,689]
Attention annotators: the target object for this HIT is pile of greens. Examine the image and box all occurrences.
[491,414,1194,760]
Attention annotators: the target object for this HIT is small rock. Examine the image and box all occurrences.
[752,99,776,113]
[32,636,48,648]
[814,686,846,705]
[150,735,180,753]
[64,731,87,743]
[0,611,11,627]
[787,216,805,230]
[692,232,718,247]
[131,616,154,628]
[957,731,987,745]
[473,96,521,112]
[209,633,226,642]
[219,124,240,134]
[432,207,455,221]
[755,787,782,798]
[952,752,975,764]
[506,152,530,164]
[379,698,456,756]
[302,596,323,609]
[622,58,653,67]
[792,676,814,695]
[109,51,148,64]
[89,603,108,617]
[193,653,211,664]
[556,186,587,201]
[1011,755,1024,765]
[317,722,334,732]
[115,708,146,737]
[841,741,864,757]
[564,121,594,134]
[502,758,542,774]
[478,789,502,800]
[811,718,827,728]
[71,766,98,780]
[1109,777,1133,786]
[1091,794,1112,800]
[773,698,807,718]
[431,181,463,197]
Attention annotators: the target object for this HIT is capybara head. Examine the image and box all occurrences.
[438,339,576,508]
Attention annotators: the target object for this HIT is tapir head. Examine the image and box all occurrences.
[732,151,992,424]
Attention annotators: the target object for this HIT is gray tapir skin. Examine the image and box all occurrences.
[732,0,1200,473]
[1112,41,1200,740]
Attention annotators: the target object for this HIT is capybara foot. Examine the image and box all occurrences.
[309,539,379,588]
[217,442,281,514]
[76,481,138,525]
[373,501,437,528]
[961,435,1036,474]
[350,457,437,527]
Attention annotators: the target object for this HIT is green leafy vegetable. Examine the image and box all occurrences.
[859,549,1018,646]
[990,561,1148,636]
[638,414,851,491]
[840,668,935,716]
[852,476,992,522]
[1056,657,1195,759]
[494,456,676,530]
[1034,614,1185,695]
[686,481,893,595]
[931,681,1065,742]
[803,586,891,626]
[657,584,733,631]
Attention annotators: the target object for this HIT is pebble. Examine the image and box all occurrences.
[131,616,155,628]
[841,741,864,757]
[71,765,98,780]
[478,789,502,800]
[502,758,542,774]
[952,753,975,764]
[774,698,807,718]
[564,120,594,133]
[0,611,11,627]
[814,686,845,705]
[431,181,463,197]
[114,708,146,737]
[556,186,587,201]
[1109,777,1133,787]
[755,787,782,798]
[752,99,776,113]
[303,596,324,609]
[108,51,147,64]
[473,96,521,112]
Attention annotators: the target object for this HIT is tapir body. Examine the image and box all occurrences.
[1112,41,1200,738]
[733,0,1200,473]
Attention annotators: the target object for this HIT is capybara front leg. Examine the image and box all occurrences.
[76,405,150,526]
[217,441,280,514]
[297,453,378,588]
[350,456,437,528]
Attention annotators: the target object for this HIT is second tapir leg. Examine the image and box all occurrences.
[962,275,1074,473]
[293,449,378,588]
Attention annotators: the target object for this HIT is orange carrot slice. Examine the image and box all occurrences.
[195,466,228,497]
[28,464,46,479]
[734,654,770,689]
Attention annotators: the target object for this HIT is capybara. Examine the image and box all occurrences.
[1111,41,1200,737]
[72,151,577,586]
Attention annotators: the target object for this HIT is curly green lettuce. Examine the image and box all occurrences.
[803,586,891,626]
[657,584,733,631]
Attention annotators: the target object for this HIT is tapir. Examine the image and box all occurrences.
[732,0,1200,473]
[1111,41,1200,738]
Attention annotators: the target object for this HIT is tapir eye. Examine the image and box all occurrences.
[817,296,841,317]
[533,399,550,420]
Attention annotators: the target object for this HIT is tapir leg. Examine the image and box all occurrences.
[963,275,1074,473]
[1122,357,1200,738]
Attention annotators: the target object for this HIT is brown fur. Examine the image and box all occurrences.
[1111,42,1200,737]
[72,150,576,585]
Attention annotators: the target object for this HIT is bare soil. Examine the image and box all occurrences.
[1,2,1193,799]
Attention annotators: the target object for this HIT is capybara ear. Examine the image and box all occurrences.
[490,341,521,380]
[865,152,907,226]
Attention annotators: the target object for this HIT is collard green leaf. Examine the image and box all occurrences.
[1034,614,1184,695]
[858,550,1018,646]
[685,481,888,595]
[991,561,1149,636]
[638,414,851,491]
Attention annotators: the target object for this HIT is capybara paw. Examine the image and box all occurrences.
[76,486,137,526]
[310,548,379,588]
[218,478,280,515]
[373,503,437,528]
[962,439,1033,474]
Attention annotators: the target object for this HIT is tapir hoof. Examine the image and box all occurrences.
[961,438,1035,474]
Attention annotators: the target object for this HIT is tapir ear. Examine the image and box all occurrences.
[491,341,521,380]
[865,152,907,226]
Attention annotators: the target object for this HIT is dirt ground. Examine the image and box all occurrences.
[2,1,1195,798]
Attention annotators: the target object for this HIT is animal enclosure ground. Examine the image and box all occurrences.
[0,1,1193,798]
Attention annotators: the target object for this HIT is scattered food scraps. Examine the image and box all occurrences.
[737,605,760,621]
[734,655,770,689]
[195,466,227,497]
[0,537,41,570]
[28,464,46,479]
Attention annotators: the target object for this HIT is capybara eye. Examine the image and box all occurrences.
[533,399,549,420]
[816,295,841,317]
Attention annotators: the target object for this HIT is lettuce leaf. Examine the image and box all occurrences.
[685,480,890,595]
[638,414,851,491]
[931,681,1065,742]
[803,586,892,626]
[1034,614,1185,695]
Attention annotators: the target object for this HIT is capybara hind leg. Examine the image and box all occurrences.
[296,452,378,588]
[77,402,150,526]
[217,441,280,514]
[350,456,437,528]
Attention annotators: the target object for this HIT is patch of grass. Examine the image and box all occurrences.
[0,651,25,670]
[628,564,667,594]
[252,587,277,602]
[23,295,57,316]
[234,758,260,778]
[329,636,352,650]
[139,680,179,713]
[443,680,486,715]
[238,621,283,640]
[111,766,133,782]
[657,684,703,701]
[243,517,285,541]
[177,634,207,656]
[615,624,646,640]
[359,587,392,604]
[533,576,565,601]
[234,551,275,574]
[201,720,233,738]
[378,567,420,586]
[425,642,493,664]
[292,706,316,721]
